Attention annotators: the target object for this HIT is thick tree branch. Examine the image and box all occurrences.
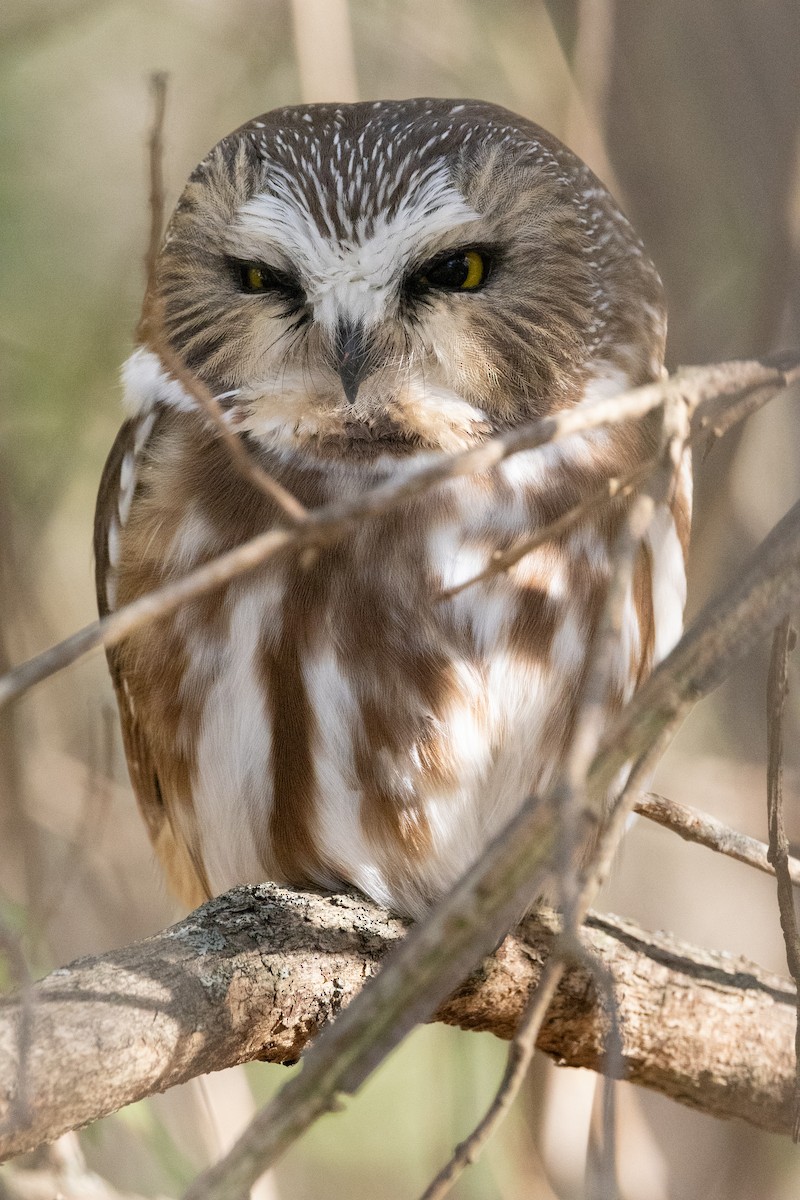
[0,885,795,1164]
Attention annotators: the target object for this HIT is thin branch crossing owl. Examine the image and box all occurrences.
[95,99,691,916]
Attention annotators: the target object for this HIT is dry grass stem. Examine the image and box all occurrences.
[766,614,800,1139]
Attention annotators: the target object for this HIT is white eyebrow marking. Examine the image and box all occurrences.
[230,161,480,332]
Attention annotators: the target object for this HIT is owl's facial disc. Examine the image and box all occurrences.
[151,100,666,463]
[214,163,501,457]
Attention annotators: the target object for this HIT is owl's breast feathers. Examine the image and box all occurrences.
[96,399,690,917]
[96,99,687,916]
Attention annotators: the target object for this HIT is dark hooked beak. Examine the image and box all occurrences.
[335,320,370,404]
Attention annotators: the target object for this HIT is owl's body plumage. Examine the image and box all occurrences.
[96,100,690,916]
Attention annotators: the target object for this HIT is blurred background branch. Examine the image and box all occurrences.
[289,0,358,103]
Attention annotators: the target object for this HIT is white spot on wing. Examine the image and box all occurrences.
[646,504,687,663]
[190,584,280,892]
[167,509,217,574]
[104,410,158,613]
[121,346,195,417]
[106,518,120,569]
[303,651,394,907]
[578,361,632,406]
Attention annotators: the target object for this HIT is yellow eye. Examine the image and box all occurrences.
[416,249,488,293]
[235,261,306,308]
[461,249,485,290]
[246,265,266,291]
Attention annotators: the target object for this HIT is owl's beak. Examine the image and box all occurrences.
[335,320,370,404]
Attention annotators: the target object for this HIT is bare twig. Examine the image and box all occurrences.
[438,458,656,601]
[143,71,167,304]
[692,355,800,441]
[635,792,800,886]
[1,356,797,713]
[0,526,292,711]
[418,957,566,1200]
[134,73,307,526]
[149,328,309,524]
[767,614,800,1139]
[695,351,800,446]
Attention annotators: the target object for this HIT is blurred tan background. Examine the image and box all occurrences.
[1,1,800,1197]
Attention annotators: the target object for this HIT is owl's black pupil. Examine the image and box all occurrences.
[425,255,470,289]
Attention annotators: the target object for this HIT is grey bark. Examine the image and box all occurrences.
[0,884,795,1163]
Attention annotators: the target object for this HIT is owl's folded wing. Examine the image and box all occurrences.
[94,419,211,909]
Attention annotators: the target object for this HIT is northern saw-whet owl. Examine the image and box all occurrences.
[95,99,691,918]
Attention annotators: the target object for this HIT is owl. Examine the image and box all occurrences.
[95,99,690,918]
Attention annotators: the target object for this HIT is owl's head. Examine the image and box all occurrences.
[131,99,665,462]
